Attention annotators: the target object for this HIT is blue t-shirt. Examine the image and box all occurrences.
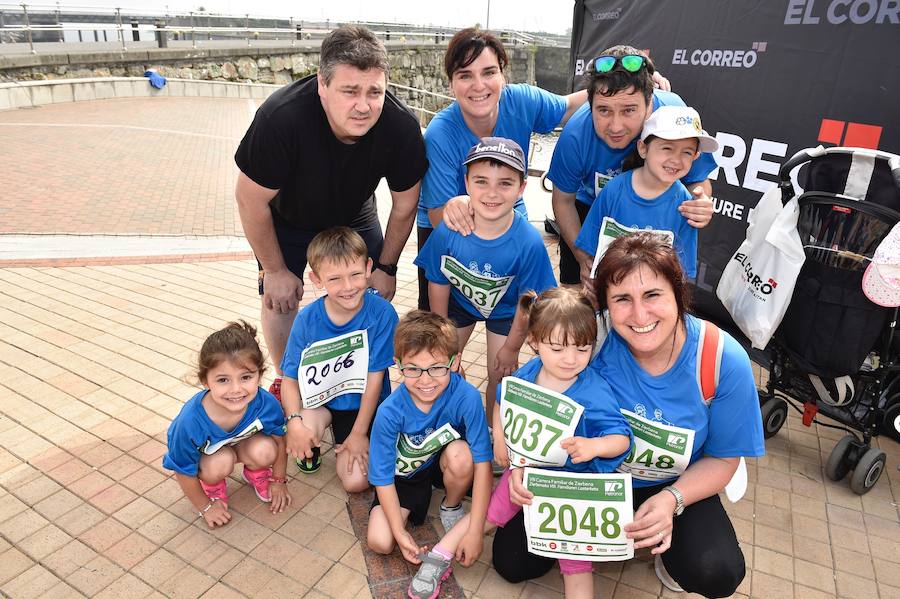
[414,214,558,322]
[573,170,698,278]
[368,373,493,486]
[281,293,398,411]
[591,314,765,487]
[547,90,717,207]
[163,388,286,476]
[503,357,632,473]
[417,83,568,228]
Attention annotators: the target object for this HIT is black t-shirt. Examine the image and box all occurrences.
[235,74,428,231]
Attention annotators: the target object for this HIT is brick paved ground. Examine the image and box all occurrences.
[0,94,898,598]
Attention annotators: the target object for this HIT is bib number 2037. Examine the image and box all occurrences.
[537,503,621,539]
[503,408,562,457]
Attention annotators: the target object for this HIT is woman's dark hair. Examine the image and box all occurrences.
[444,27,508,79]
[592,232,691,322]
[197,320,267,384]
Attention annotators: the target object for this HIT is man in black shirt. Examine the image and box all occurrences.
[235,25,427,399]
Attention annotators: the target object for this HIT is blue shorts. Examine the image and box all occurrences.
[447,294,513,336]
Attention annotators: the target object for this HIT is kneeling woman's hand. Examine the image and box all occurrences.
[624,490,676,554]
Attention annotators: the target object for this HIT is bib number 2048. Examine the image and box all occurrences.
[537,503,621,539]
[503,408,562,457]
[623,447,675,470]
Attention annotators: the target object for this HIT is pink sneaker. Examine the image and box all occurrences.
[242,467,273,503]
[200,479,228,504]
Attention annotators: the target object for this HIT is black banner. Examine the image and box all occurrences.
[570,0,899,325]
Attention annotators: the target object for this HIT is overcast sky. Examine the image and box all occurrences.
[45,1,575,34]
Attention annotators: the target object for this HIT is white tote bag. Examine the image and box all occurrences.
[716,187,806,349]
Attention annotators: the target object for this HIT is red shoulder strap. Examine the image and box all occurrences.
[696,320,724,405]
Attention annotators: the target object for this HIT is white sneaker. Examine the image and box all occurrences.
[655,554,684,592]
[439,501,465,532]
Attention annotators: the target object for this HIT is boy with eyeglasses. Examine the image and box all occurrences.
[548,44,719,296]
[366,310,493,569]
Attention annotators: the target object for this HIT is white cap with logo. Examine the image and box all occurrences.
[641,106,719,153]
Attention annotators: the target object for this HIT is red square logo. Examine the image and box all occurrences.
[817,119,845,145]
[843,123,883,149]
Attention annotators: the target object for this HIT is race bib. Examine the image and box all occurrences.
[616,409,695,481]
[590,217,675,277]
[594,172,613,197]
[500,377,584,468]
[394,423,461,476]
[524,469,634,561]
[440,255,514,318]
[299,330,369,409]
[201,419,263,455]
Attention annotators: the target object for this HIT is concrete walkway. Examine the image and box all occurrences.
[0,94,897,599]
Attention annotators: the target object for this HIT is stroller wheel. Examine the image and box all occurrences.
[760,397,787,439]
[849,447,886,495]
[825,435,854,482]
[882,402,900,443]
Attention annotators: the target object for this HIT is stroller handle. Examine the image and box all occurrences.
[777,145,900,201]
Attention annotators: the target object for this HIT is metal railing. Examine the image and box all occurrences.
[0,3,569,54]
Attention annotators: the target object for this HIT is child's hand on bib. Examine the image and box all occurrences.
[560,436,594,463]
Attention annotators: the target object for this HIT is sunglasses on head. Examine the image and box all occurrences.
[592,54,647,74]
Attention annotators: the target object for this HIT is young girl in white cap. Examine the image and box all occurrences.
[573,105,720,280]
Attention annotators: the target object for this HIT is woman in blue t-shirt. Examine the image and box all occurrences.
[414,27,587,309]
[492,233,765,599]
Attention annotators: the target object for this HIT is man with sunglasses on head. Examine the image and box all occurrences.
[548,45,717,294]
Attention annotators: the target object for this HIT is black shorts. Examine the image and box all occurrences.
[416,226,433,311]
[370,456,445,525]
[557,200,592,285]
[447,294,514,336]
[257,196,384,295]
[327,407,374,445]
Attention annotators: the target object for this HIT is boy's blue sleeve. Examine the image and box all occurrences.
[280,311,307,379]
[684,151,717,185]
[459,384,493,463]
[574,196,604,256]
[546,119,585,194]
[368,399,402,486]
[413,225,451,285]
[517,231,558,297]
[162,414,201,476]
[370,301,399,372]
[674,185,699,278]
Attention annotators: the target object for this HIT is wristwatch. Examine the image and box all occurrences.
[663,485,685,516]
[373,260,398,277]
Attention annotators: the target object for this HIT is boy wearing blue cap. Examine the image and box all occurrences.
[416,137,557,437]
